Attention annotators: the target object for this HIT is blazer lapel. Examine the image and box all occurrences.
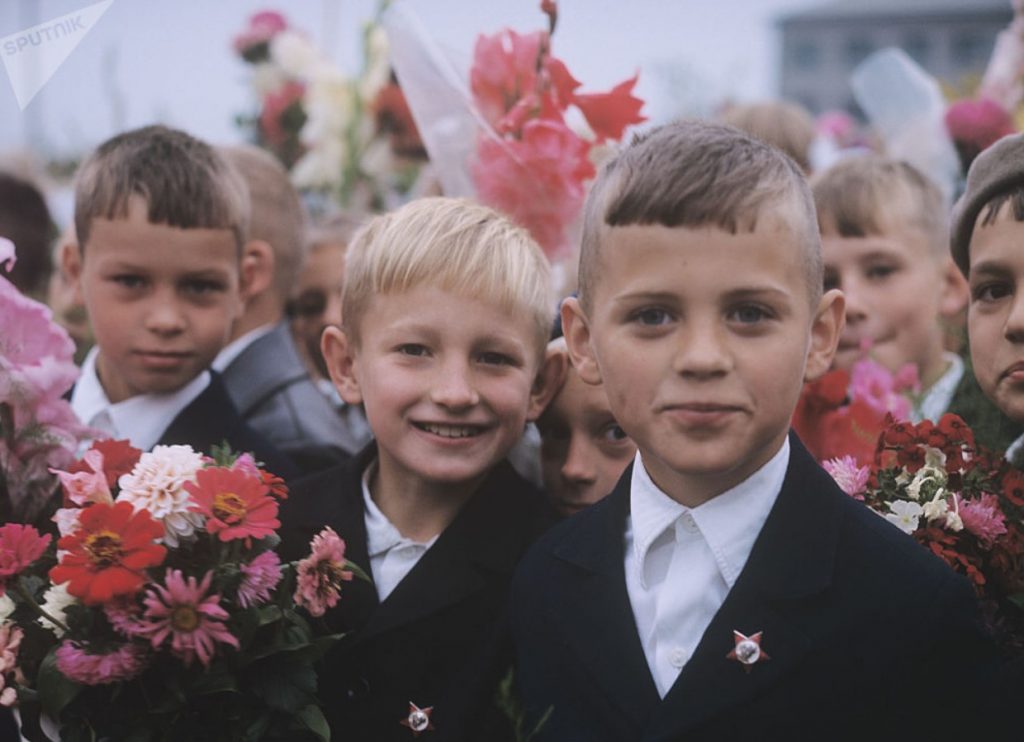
[548,466,662,729]
[223,322,308,416]
[647,434,842,739]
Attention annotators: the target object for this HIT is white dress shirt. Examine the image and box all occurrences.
[70,347,210,452]
[913,351,964,424]
[361,460,439,602]
[624,438,789,697]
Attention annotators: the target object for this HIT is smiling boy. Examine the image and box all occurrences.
[509,120,1009,741]
[277,197,559,740]
[65,125,294,475]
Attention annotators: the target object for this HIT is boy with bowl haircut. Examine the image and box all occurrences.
[813,155,1021,450]
[277,197,560,740]
[64,125,295,477]
[510,121,1008,741]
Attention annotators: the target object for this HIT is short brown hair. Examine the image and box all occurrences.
[812,155,946,258]
[74,125,249,252]
[719,100,816,173]
[220,144,306,302]
[578,119,820,309]
[343,197,553,362]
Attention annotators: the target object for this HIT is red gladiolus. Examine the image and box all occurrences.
[187,467,280,544]
[573,74,647,143]
[50,501,166,605]
[0,524,51,596]
[69,439,142,488]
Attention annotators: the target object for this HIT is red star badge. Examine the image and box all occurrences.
[726,630,770,673]
[400,702,435,736]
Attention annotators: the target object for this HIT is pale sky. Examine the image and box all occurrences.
[0,0,827,162]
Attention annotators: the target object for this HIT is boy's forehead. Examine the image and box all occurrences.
[84,212,239,268]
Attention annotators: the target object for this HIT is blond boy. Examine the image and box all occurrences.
[509,120,1007,741]
[277,197,559,740]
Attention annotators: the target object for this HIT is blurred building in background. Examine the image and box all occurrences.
[778,0,1012,114]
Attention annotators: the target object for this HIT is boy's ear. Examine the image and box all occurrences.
[937,257,969,318]
[561,297,603,386]
[240,239,274,302]
[526,343,570,422]
[805,288,846,382]
[321,325,362,405]
[60,239,84,303]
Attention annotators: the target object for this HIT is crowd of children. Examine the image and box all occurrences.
[3,97,1024,738]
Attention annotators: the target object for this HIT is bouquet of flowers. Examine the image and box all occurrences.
[824,414,1024,653]
[385,0,646,264]
[232,4,425,214]
[0,238,92,526]
[792,357,919,466]
[1,439,362,741]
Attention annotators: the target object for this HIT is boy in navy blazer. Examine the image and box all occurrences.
[509,120,1014,740]
[278,197,561,740]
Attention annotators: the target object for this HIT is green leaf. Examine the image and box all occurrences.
[248,659,317,713]
[36,648,83,717]
[295,703,331,741]
[1008,592,1024,610]
[190,670,239,696]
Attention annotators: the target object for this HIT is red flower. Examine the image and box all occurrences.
[187,467,280,544]
[50,501,167,605]
[373,80,426,159]
[470,29,548,130]
[260,469,288,501]
[573,74,648,143]
[69,439,142,488]
[260,80,306,148]
[1002,468,1024,508]
[0,524,51,596]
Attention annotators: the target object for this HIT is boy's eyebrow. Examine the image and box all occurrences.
[720,285,793,303]
[969,261,1013,280]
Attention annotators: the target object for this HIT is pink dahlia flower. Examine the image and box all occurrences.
[237,551,282,608]
[294,527,353,617]
[959,494,1008,548]
[139,569,239,667]
[54,640,147,685]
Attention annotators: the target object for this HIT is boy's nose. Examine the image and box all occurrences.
[672,322,731,377]
[1004,293,1024,343]
[561,436,597,485]
[430,363,480,409]
[143,299,187,335]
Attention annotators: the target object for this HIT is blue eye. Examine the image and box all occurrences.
[601,424,629,443]
[397,344,429,357]
[479,351,516,366]
[633,308,672,326]
[729,305,773,324]
[113,274,145,289]
[184,279,224,295]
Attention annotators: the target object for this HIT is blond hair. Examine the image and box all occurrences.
[812,155,947,258]
[220,144,307,302]
[719,100,817,174]
[74,125,249,252]
[343,197,554,361]
[579,119,821,310]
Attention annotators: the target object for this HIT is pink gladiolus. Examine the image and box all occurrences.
[470,29,549,129]
[0,524,51,596]
[572,74,647,143]
[959,494,1008,548]
[237,550,282,608]
[51,449,113,506]
[294,527,353,617]
[55,640,147,685]
[138,569,239,667]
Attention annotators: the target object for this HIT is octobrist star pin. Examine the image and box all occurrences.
[400,702,435,736]
[726,630,770,673]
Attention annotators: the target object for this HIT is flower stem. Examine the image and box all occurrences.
[14,577,70,635]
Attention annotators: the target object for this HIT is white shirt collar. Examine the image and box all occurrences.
[1006,433,1024,463]
[914,351,964,423]
[630,437,790,590]
[70,346,211,452]
[211,323,276,372]
[360,459,437,557]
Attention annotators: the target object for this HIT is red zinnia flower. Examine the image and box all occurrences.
[0,524,51,596]
[50,501,166,605]
[186,467,280,544]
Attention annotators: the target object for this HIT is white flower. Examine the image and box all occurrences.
[944,493,964,532]
[922,491,950,522]
[0,594,14,622]
[906,465,946,501]
[270,30,320,78]
[37,583,76,636]
[358,25,391,100]
[251,61,289,97]
[884,500,923,535]
[117,444,205,547]
[923,446,947,469]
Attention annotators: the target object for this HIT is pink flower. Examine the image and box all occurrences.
[0,524,51,596]
[294,527,353,617]
[103,598,148,638]
[472,118,594,260]
[945,98,1016,161]
[572,74,647,143]
[51,449,113,506]
[849,359,915,420]
[138,569,239,667]
[186,466,280,544]
[233,10,288,57]
[237,551,282,608]
[0,237,14,272]
[822,456,870,498]
[231,452,262,480]
[470,29,549,129]
[0,621,24,707]
[259,80,305,148]
[959,494,1008,548]
[54,640,147,685]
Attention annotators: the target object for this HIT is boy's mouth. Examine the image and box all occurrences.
[413,422,485,439]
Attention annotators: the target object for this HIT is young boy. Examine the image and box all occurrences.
[64,125,295,477]
[277,197,560,740]
[536,336,636,516]
[213,145,352,471]
[953,131,1024,463]
[812,155,1022,451]
[509,120,1011,740]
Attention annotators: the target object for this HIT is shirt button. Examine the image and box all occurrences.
[669,647,688,667]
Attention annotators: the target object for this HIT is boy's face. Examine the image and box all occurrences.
[290,241,345,380]
[323,285,549,488]
[967,205,1024,423]
[822,222,966,384]
[564,220,842,504]
[71,196,243,403]
[537,364,636,516]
